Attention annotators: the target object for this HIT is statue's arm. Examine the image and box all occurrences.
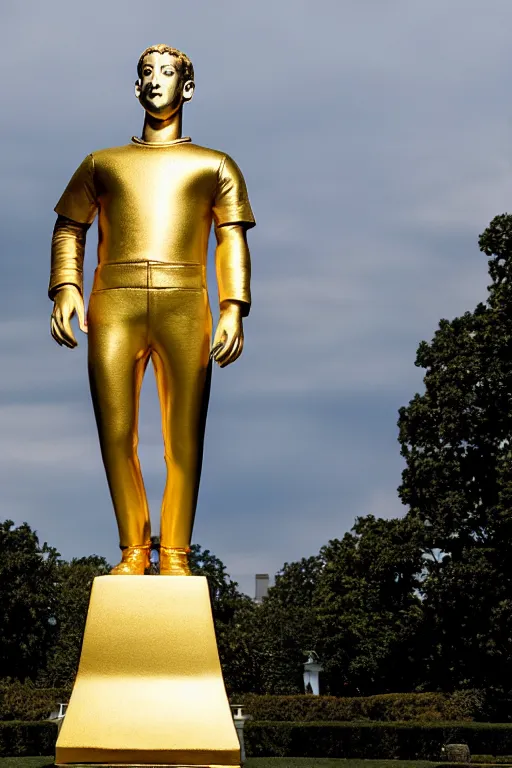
[49,215,90,348]
[211,223,252,367]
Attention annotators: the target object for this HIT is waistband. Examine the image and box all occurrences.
[92,261,205,291]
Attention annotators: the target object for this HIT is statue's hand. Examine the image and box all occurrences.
[211,301,244,368]
[50,285,87,348]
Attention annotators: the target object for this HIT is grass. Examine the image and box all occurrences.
[247,761,440,768]
[2,757,512,768]
[0,760,54,768]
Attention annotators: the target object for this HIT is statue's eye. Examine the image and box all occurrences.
[143,69,152,76]
[163,69,174,76]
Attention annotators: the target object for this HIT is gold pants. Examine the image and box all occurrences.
[87,261,212,549]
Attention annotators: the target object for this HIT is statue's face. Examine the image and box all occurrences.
[135,51,194,119]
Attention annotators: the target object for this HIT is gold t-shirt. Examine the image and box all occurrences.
[51,137,255,306]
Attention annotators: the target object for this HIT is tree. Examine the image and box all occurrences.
[190,544,263,694]
[257,556,322,694]
[0,520,60,681]
[398,214,512,693]
[43,555,111,687]
[314,515,424,695]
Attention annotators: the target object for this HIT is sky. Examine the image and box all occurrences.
[1,0,511,596]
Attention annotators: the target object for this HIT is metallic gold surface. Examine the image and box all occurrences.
[49,45,255,554]
[55,576,240,765]
[87,271,212,550]
[110,544,150,575]
[51,144,254,306]
[160,546,192,575]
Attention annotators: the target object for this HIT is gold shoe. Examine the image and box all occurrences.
[159,546,192,576]
[110,544,150,575]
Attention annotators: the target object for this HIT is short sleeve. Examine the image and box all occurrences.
[54,154,98,225]
[213,155,256,229]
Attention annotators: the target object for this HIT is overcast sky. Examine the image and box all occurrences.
[1,1,510,595]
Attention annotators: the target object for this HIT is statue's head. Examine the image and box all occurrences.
[135,44,195,120]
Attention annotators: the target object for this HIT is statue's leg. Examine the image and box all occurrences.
[87,287,151,550]
[149,287,212,555]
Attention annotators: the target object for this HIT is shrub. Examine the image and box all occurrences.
[236,690,485,722]
[1,684,484,723]
[244,721,512,760]
[0,721,57,757]
[444,689,487,721]
[0,681,70,721]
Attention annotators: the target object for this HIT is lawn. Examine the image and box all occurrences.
[247,761,440,768]
[0,760,54,768]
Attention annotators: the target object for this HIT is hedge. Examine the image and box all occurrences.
[0,683,487,723]
[244,721,512,760]
[0,721,57,757]
[3,717,512,761]
[0,682,70,721]
[236,690,485,722]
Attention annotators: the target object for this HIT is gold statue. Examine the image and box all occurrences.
[49,44,255,576]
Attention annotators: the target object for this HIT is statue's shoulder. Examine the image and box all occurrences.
[89,144,135,163]
[186,142,224,158]
[184,143,226,164]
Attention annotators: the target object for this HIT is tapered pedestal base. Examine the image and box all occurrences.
[55,575,240,766]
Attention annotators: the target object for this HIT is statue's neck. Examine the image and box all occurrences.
[141,110,183,144]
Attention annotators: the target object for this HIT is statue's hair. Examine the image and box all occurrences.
[137,44,194,83]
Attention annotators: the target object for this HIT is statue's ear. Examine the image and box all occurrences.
[134,79,141,99]
[182,80,195,104]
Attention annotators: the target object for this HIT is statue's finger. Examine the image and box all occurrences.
[220,337,241,368]
[51,316,74,348]
[210,341,224,360]
[215,333,237,364]
[50,317,63,346]
[233,334,244,361]
[76,300,88,333]
[57,314,77,348]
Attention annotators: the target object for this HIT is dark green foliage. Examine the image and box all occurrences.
[189,544,242,617]
[314,516,425,695]
[397,213,512,693]
[0,722,57,757]
[0,685,484,724]
[236,691,485,722]
[0,683,70,722]
[257,557,322,694]
[255,516,425,696]
[189,544,263,694]
[0,522,60,681]
[0,523,108,689]
[42,556,110,688]
[244,722,512,760]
